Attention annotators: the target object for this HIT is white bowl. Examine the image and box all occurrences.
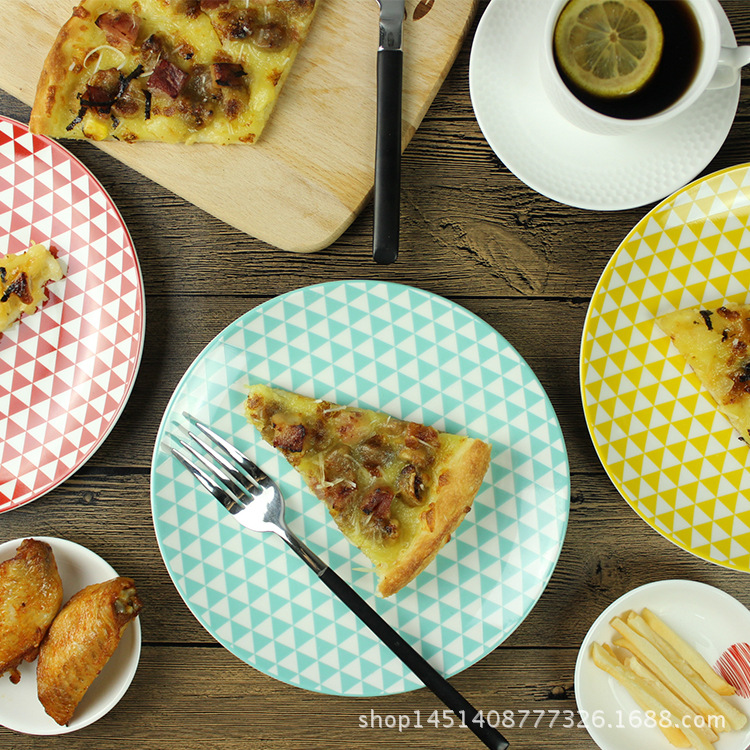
[575,579,750,750]
[0,537,142,735]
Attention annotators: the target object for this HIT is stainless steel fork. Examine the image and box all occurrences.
[170,413,509,750]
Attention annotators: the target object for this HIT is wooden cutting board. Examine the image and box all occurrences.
[0,0,478,252]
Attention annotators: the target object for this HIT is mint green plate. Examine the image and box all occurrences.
[150,281,570,696]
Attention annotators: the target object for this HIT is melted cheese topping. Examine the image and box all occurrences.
[0,244,64,334]
[30,0,319,144]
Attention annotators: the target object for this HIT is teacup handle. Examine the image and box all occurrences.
[708,45,750,89]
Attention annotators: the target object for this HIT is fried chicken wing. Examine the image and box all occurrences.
[0,538,63,684]
[37,576,142,725]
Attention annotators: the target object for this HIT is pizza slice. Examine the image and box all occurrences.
[245,384,492,597]
[656,303,750,442]
[29,0,318,144]
[0,244,64,336]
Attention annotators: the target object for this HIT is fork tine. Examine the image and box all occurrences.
[183,412,270,484]
[182,426,256,491]
[173,432,237,490]
[171,445,242,514]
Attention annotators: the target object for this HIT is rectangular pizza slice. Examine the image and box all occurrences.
[29,0,319,144]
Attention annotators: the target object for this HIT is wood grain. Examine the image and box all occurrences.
[1,1,750,747]
[0,0,478,252]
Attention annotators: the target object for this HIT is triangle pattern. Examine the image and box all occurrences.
[581,164,750,572]
[151,280,570,697]
[0,117,144,510]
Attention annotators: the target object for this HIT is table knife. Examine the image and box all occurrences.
[373,0,405,264]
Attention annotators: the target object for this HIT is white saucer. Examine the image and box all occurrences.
[469,0,741,211]
[0,537,142,735]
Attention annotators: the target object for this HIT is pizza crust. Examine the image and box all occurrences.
[376,437,491,597]
[28,13,80,136]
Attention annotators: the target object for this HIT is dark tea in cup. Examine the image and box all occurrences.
[554,0,702,119]
[542,0,748,135]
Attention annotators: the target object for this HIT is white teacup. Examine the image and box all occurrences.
[540,0,750,135]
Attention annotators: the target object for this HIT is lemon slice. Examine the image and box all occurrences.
[554,0,664,99]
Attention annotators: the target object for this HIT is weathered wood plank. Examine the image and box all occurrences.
[0,645,593,750]
[3,471,747,648]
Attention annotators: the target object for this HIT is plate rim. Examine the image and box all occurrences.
[149,278,571,696]
[0,114,146,513]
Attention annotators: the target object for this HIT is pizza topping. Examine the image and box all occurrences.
[211,62,246,87]
[280,0,317,16]
[147,60,189,98]
[718,306,742,322]
[397,464,425,506]
[79,65,144,119]
[361,486,398,538]
[95,11,141,47]
[174,0,202,18]
[215,8,259,41]
[355,434,392,477]
[271,417,306,453]
[80,68,122,112]
[405,422,440,450]
[175,43,196,61]
[317,450,357,511]
[200,0,229,8]
[699,309,714,330]
[140,33,167,68]
[335,410,372,446]
[1,272,33,304]
[83,45,127,73]
[251,19,290,51]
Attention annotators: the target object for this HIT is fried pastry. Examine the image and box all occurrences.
[37,576,142,725]
[0,538,63,684]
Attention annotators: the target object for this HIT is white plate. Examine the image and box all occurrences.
[469,0,740,211]
[575,579,750,750]
[0,537,142,735]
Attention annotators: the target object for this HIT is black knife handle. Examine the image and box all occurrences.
[319,566,510,750]
[373,48,403,265]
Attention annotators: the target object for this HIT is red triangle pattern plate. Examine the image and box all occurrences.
[0,116,144,512]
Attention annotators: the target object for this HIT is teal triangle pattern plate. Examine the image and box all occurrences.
[150,280,570,696]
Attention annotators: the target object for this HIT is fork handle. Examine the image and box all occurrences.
[319,566,510,750]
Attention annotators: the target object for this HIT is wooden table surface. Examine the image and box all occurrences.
[2,1,750,748]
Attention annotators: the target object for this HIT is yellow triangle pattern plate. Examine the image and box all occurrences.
[581,163,750,571]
